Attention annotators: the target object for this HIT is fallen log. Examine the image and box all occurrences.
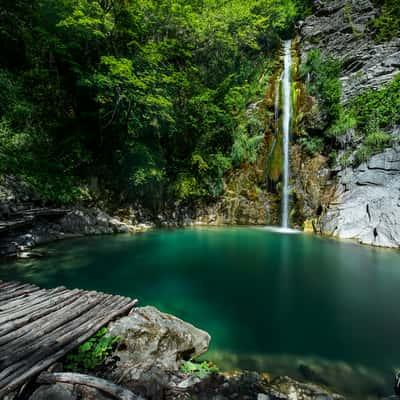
[37,372,145,400]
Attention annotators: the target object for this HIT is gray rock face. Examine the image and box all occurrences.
[300,0,400,102]
[106,306,210,383]
[321,147,400,248]
[29,383,77,400]
[300,1,400,247]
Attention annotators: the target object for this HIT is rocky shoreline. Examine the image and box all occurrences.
[5,306,347,400]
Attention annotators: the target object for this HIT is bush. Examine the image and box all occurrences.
[364,130,391,148]
[354,146,374,165]
[351,75,400,132]
[299,136,325,155]
[372,0,400,42]
[328,111,357,137]
[300,49,342,125]
[65,327,120,372]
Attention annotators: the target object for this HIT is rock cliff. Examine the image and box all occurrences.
[299,0,400,248]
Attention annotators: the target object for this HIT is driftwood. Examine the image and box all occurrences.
[0,280,138,397]
[37,372,145,400]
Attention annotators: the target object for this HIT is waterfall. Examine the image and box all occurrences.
[281,40,292,229]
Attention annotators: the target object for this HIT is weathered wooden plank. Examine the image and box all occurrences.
[0,291,90,335]
[0,293,118,351]
[0,295,113,365]
[0,285,42,303]
[0,298,137,395]
[0,280,137,397]
[0,287,69,315]
[0,296,128,376]
[0,291,86,346]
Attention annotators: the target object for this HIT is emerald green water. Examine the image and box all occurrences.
[1,227,400,395]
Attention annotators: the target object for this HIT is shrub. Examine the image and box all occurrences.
[372,0,400,42]
[299,136,325,155]
[300,49,342,125]
[65,327,120,372]
[327,111,357,137]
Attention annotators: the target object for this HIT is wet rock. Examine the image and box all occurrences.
[105,306,210,384]
[186,371,342,400]
[29,383,77,400]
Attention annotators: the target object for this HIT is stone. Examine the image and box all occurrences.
[300,0,400,103]
[105,306,210,384]
[320,148,400,248]
[29,383,76,400]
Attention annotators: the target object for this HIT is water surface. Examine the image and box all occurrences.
[2,227,400,396]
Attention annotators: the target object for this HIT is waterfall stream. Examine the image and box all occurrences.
[281,40,292,229]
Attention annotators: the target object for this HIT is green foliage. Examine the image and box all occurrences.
[338,150,352,169]
[0,0,307,206]
[372,0,400,42]
[231,125,264,166]
[65,327,120,372]
[364,130,391,148]
[298,136,325,155]
[327,111,357,137]
[354,145,374,165]
[351,75,400,132]
[300,49,342,125]
[181,360,219,378]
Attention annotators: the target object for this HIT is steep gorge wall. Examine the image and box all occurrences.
[299,0,400,248]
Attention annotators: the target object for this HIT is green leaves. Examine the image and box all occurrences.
[301,49,342,125]
[372,0,400,42]
[0,0,308,205]
[181,360,219,379]
[65,327,120,372]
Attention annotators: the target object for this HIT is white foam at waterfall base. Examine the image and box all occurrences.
[258,226,301,235]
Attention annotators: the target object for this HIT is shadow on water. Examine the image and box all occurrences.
[1,227,400,398]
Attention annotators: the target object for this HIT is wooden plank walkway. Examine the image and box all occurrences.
[0,280,138,397]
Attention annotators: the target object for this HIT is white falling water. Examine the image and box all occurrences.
[281,40,292,229]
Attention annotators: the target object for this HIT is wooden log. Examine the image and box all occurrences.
[37,372,145,400]
[0,299,137,394]
[0,286,41,303]
[0,287,71,318]
[0,282,35,295]
[0,288,75,322]
[0,295,130,373]
[0,292,88,347]
[0,285,68,311]
[0,294,113,365]
[0,282,20,290]
[0,293,119,350]
[0,291,95,336]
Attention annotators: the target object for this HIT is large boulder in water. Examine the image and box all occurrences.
[105,306,211,383]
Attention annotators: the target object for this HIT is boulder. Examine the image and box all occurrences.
[29,383,76,400]
[105,306,210,383]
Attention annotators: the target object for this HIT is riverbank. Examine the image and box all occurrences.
[2,300,345,400]
[4,302,398,400]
